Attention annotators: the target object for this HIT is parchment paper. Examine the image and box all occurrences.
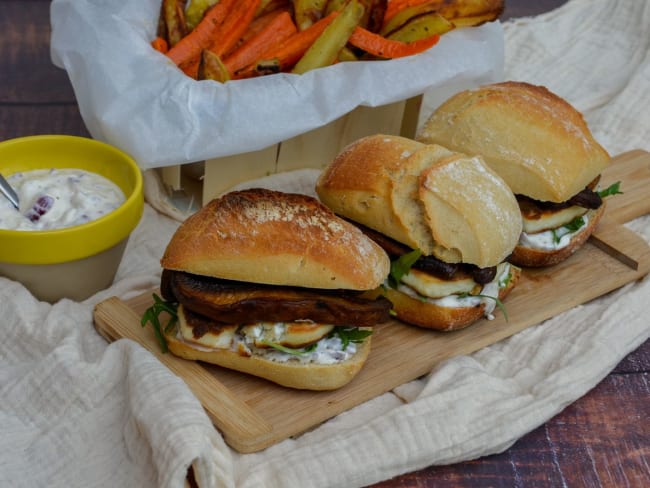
[49,0,504,170]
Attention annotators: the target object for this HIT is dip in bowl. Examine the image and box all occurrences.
[0,135,144,302]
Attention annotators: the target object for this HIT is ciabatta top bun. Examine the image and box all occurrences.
[157,188,392,390]
[316,134,522,331]
[161,187,389,290]
[417,81,612,267]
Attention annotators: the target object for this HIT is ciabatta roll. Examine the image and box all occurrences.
[417,81,612,267]
[152,188,392,390]
[316,134,522,331]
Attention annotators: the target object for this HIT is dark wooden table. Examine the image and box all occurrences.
[2,1,648,487]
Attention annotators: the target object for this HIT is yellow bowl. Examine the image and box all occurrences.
[0,135,143,302]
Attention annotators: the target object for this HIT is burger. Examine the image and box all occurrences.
[315,134,523,331]
[416,81,617,267]
[149,188,392,390]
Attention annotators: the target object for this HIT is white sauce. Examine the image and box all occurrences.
[0,168,125,231]
[179,322,358,365]
[519,215,589,251]
[396,263,512,320]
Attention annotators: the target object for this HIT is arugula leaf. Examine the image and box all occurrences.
[552,215,585,244]
[260,327,371,355]
[389,249,422,287]
[597,181,623,198]
[260,340,315,356]
[141,293,178,353]
[334,327,373,350]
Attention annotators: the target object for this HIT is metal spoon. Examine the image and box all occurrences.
[0,173,20,209]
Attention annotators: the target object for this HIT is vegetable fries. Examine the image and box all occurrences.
[153,0,503,81]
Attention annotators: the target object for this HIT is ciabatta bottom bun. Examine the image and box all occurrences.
[510,204,605,268]
[164,305,372,391]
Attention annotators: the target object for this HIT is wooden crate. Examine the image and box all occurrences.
[157,95,423,206]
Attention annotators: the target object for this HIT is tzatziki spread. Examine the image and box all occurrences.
[518,215,589,251]
[0,168,125,231]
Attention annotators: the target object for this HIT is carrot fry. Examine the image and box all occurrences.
[223,11,297,76]
[166,0,239,71]
[348,26,440,58]
[383,0,437,22]
[235,11,338,78]
[151,36,169,54]
[207,0,261,58]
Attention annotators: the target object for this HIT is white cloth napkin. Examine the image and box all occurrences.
[2,1,649,486]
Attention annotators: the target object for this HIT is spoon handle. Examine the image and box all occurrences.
[0,173,20,209]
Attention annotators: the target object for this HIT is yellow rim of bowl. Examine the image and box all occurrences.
[0,135,144,264]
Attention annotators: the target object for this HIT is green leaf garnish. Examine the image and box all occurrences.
[597,181,623,198]
[260,340,315,356]
[389,249,422,288]
[552,215,586,244]
[141,293,178,353]
[260,327,372,355]
[334,327,373,350]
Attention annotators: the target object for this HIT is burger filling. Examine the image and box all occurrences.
[516,180,621,252]
[394,261,513,319]
[177,305,369,365]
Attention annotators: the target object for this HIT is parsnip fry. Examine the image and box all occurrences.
[387,12,454,42]
[185,0,220,30]
[437,0,503,21]
[292,0,364,74]
[198,49,231,82]
[293,0,328,30]
[163,0,188,46]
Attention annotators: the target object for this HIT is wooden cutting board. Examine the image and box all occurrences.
[93,150,650,454]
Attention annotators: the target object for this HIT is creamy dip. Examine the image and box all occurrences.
[0,168,125,231]
[518,215,589,251]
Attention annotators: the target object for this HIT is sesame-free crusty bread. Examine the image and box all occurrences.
[416,81,610,203]
[161,188,390,290]
[316,134,522,268]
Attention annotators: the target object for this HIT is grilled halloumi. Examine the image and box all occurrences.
[240,322,334,349]
[178,305,237,349]
[400,267,477,298]
[520,202,588,234]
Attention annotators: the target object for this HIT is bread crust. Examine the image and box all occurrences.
[161,188,390,290]
[510,205,605,267]
[316,135,522,268]
[366,265,521,331]
[164,326,372,390]
[417,81,610,203]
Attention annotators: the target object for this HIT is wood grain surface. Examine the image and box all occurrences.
[2,0,648,486]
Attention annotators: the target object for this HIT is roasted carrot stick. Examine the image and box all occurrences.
[223,11,297,76]
[348,26,440,58]
[383,0,438,22]
[151,36,169,54]
[166,0,239,71]
[207,0,261,57]
[234,11,338,78]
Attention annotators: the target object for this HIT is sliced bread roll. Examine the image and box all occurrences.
[416,81,611,267]
[316,135,522,268]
